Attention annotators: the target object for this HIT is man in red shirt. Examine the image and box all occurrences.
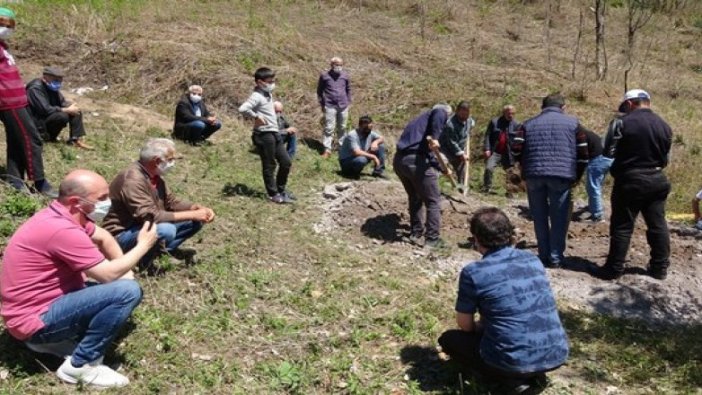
[0,8,55,196]
[1,169,157,388]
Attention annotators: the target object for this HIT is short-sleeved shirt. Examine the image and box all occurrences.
[456,247,569,373]
[338,129,381,161]
[0,201,105,340]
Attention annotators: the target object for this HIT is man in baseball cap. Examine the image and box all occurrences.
[593,89,673,281]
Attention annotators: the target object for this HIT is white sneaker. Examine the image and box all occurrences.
[56,356,129,388]
[26,340,77,358]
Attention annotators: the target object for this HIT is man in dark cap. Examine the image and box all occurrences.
[27,66,93,149]
[0,8,57,196]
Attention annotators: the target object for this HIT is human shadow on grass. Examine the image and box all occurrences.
[221,182,267,199]
[300,137,326,155]
[0,319,137,378]
[361,213,407,242]
[400,345,492,394]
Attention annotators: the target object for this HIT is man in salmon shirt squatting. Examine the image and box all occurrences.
[0,7,56,196]
[0,169,158,388]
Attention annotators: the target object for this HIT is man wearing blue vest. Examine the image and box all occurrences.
[511,93,588,268]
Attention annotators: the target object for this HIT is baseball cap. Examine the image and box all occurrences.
[618,89,650,112]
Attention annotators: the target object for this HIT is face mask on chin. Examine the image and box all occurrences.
[0,27,14,40]
[157,159,175,175]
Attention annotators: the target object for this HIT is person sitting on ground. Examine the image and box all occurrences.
[26,67,93,149]
[338,115,387,179]
[438,207,569,394]
[102,138,215,271]
[172,85,222,146]
[238,67,294,204]
[694,188,702,230]
[439,100,475,188]
[0,169,158,388]
[482,104,520,195]
[274,101,298,159]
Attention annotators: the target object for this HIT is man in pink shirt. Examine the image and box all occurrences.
[1,169,157,388]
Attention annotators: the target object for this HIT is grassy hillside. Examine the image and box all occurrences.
[0,0,701,394]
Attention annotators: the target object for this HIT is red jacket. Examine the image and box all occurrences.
[0,41,28,111]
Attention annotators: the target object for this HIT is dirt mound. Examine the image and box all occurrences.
[317,180,702,326]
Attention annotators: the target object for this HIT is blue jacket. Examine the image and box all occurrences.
[396,108,449,169]
[513,107,583,181]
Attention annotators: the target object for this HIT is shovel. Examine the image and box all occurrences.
[426,136,458,188]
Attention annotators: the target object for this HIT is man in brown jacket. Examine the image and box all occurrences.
[103,138,215,269]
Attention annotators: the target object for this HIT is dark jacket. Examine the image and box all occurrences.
[396,108,449,170]
[484,115,520,167]
[277,114,292,134]
[583,128,604,158]
[26,78,68,130]
[511,107,588,181]
[606,108,672,178]
[173,94,212,134]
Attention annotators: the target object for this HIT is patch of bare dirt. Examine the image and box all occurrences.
[317,180,702,326]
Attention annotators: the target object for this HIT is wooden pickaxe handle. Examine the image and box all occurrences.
[426,136,458,188]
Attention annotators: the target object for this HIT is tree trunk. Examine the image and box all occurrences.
[595,0,608,80]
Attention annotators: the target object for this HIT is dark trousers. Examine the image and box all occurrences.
[339,145,386,177]
[438,330,551,380]
[605,170,671,273]
[43,111,85,141]
[252,131,292,197]
[173,120,222,143]
[393,152,441,240]
[0,107,46,184]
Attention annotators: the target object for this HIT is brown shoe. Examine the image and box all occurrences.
[320,151,331,158]
[69,139,94,150]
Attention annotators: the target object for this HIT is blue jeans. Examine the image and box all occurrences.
[282,132,297,159]
[27,280,142,366]
[526,177,572,265]
[116,221,203,267]
[186,120,222,142]
[585,155,614,219]
[339,145,386,177]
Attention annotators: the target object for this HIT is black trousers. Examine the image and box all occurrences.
[605,170,670,273]
[438,330,551,380]
[252,132,291,197]
[0,107,46,183]
[43,111,86,141]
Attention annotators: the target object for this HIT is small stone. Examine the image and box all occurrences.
[191,352,213,361]
[335,182,352,191]
[337,381,348,389]
[91,112,100,117]
[0,369,8,380]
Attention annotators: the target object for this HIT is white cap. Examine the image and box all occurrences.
[618,89,651,112]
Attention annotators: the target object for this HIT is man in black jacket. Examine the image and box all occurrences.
[26,67,92,149]
[172,85,222,146]
[482,105,519,194]
[593,89,673,281]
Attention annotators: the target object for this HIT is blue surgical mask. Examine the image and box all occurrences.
[47,80,62,92]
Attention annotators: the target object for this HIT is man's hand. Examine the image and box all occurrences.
[137,221,158,248]
[192,207,215,223]
[443,167,453,177]
[287,126,298,135]
[64,103,81,116]
[206,116,217,124]
[254,117,267,127]
[428,139,441,150]
[370,154,381,168]
[484,150,492,159]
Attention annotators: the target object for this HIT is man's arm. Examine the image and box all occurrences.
[176,100,206,123]
[316,74,325,109]
[510,125,525,163]
[456,312,477,332]
[91,226,123,260]
[441,123,463,157]
[345,74,352,104]
[85,222,158,283]
[238,93,261,119]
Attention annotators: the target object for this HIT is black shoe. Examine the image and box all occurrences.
[495,378,533,395]
[34,179,58,199]
[589,265,623,281]
[372,172,389,180]
[170,248,198,265]
[280,190,297,201]
[647,267,667,280]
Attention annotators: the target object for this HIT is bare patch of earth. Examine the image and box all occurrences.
[315,180,702,326]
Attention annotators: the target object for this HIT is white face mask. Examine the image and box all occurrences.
[261,82,275,93]
[81,198,112,223]
[0,27,14,40]
[157,159,175,175]
[332,66,343,73]
[189,94,202,103]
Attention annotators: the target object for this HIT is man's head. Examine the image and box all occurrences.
[139,138,177,177]
[455,101,471,122]
[542,93,566,109]
[469,207,515,252]
[358,115,373,134]
[0,8,16,41]
[618,89,651,113]
[254,67,276,93]
[188,85,203,103]
[502,104,516,121]
[274,101,283,114]
[330,57,343,73]
[42,67,64,92]
[432,103,453,116]
[58,169,110,224]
